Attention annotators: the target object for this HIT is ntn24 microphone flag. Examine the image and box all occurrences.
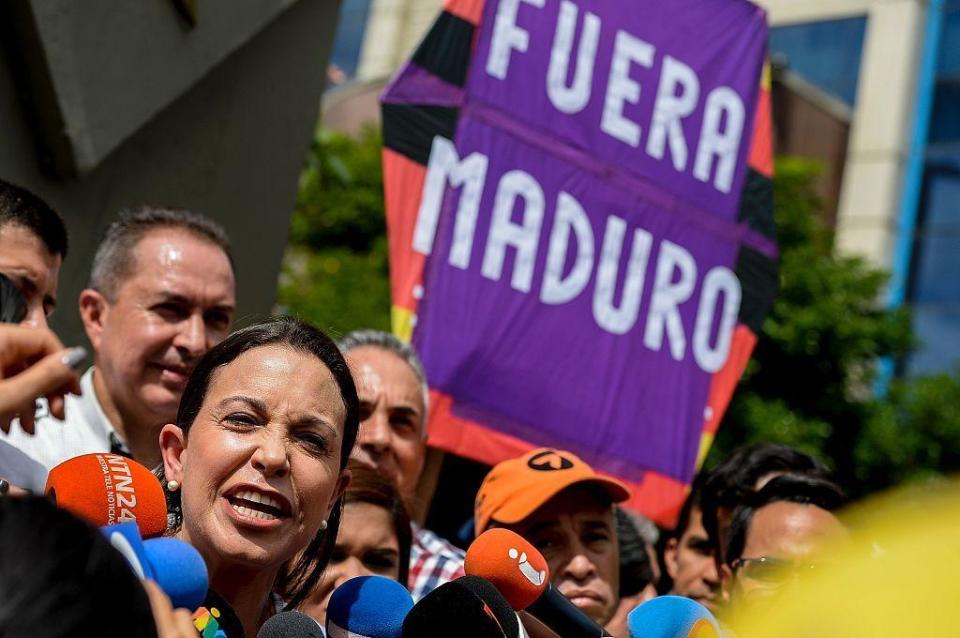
[381,0,776,525]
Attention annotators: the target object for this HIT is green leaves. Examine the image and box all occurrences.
[709,159,960,497]
[278,127,391,335]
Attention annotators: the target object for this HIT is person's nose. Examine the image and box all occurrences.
[703,557,721,586]
[336,556,370,585]
[358,408,391,457]
[19,304,48,329]
[563,550,598,583]
[251,427,289,478]
[173,312,207,359]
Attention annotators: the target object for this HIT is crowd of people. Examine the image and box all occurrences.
[0,176,853,637]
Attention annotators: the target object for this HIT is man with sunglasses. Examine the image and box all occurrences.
[720,473,847,608]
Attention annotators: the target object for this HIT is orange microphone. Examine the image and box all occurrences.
[465,528,549,610]
[465,528,610,637]
[45,453,168,538]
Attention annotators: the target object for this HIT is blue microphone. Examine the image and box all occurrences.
[326,575,414,638]
[627,596,720,638]
[102,521,156,580]
[143,536,208,611]
[102,522,208,611]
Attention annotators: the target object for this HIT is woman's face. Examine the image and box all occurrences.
[163,344,349,570]
[299,501,401,624]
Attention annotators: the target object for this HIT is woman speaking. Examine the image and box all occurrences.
[158,317,358,636]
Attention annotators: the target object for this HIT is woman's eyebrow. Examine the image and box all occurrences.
[218,395,268,414]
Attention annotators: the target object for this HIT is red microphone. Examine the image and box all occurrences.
[465,528,611,637]
[45,453,168,538]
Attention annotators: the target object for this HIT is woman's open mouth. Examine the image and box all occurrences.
[223,486,292,526]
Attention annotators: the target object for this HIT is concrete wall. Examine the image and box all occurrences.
[0,0,341,346]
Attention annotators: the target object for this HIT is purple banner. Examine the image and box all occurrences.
[470,0,766,220]
[404,0,769,484]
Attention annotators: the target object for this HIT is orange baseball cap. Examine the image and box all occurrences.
[474,448,631,535]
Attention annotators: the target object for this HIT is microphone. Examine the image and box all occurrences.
[258,611,324,638]
[402,575,520,638]
[626,596,720,638]
[326,575,413,638]
[102,521,208,611]
[465,528,611,637]
[46,453,167,538]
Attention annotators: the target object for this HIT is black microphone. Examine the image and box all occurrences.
[527,586,611,638]
[402,575,523,638]
[258,611,324,638]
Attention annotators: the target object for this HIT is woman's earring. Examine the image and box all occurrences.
[166,480,180,492]
[319,519,328,532]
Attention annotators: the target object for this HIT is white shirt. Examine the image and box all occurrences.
[0,367,127,492]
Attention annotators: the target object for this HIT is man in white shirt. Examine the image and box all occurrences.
[1,206,236,490]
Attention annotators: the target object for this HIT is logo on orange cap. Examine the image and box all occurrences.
[527,450,575,471]
[474,448,630,535]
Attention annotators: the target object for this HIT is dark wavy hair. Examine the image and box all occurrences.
[164,316,359,610]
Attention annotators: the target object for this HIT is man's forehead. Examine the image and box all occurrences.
[518,489,615,531]
[745,502,844,557]
[0,223,61,287]
[347,347,422,401]
[120,230,234,296]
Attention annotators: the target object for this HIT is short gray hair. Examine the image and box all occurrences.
[337,329,430,429]
[89,206,232,299]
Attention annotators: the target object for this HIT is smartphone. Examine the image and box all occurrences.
[0,273,27,324]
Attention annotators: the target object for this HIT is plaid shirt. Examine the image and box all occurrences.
[408,524,466,601]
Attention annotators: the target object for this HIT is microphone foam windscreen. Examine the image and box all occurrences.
[326,575,413,638]
[465,528,550,610]
[143,537,208,611]
[101,521,156,581]
[258,611,324,638]
[46,453,167,538]
[627,596,720,638]
[402,577,511,638]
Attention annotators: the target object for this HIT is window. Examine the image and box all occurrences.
[907,6,960,375]
[770,17,868,108]
[329,0,373,86]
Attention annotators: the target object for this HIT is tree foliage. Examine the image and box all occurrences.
[709,159,960,496]
[278,127,391,336]
[281,131,960,497]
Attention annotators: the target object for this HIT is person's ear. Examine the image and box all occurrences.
[326,467,352,520]
[664,537,680,579]
[159,424,187,484]
[719,563,735,605]
[79,289,109,351]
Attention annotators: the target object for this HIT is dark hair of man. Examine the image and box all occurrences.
[723,473,846,568]
[0,178,68,257]
[89,205,232,299]
[341,459,413,586]
[0,496,155,638]
[163,316,359,610]
[700,443,831,557]
[616,507,654,597]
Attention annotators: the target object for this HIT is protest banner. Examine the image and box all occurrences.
[381,0,775,523]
